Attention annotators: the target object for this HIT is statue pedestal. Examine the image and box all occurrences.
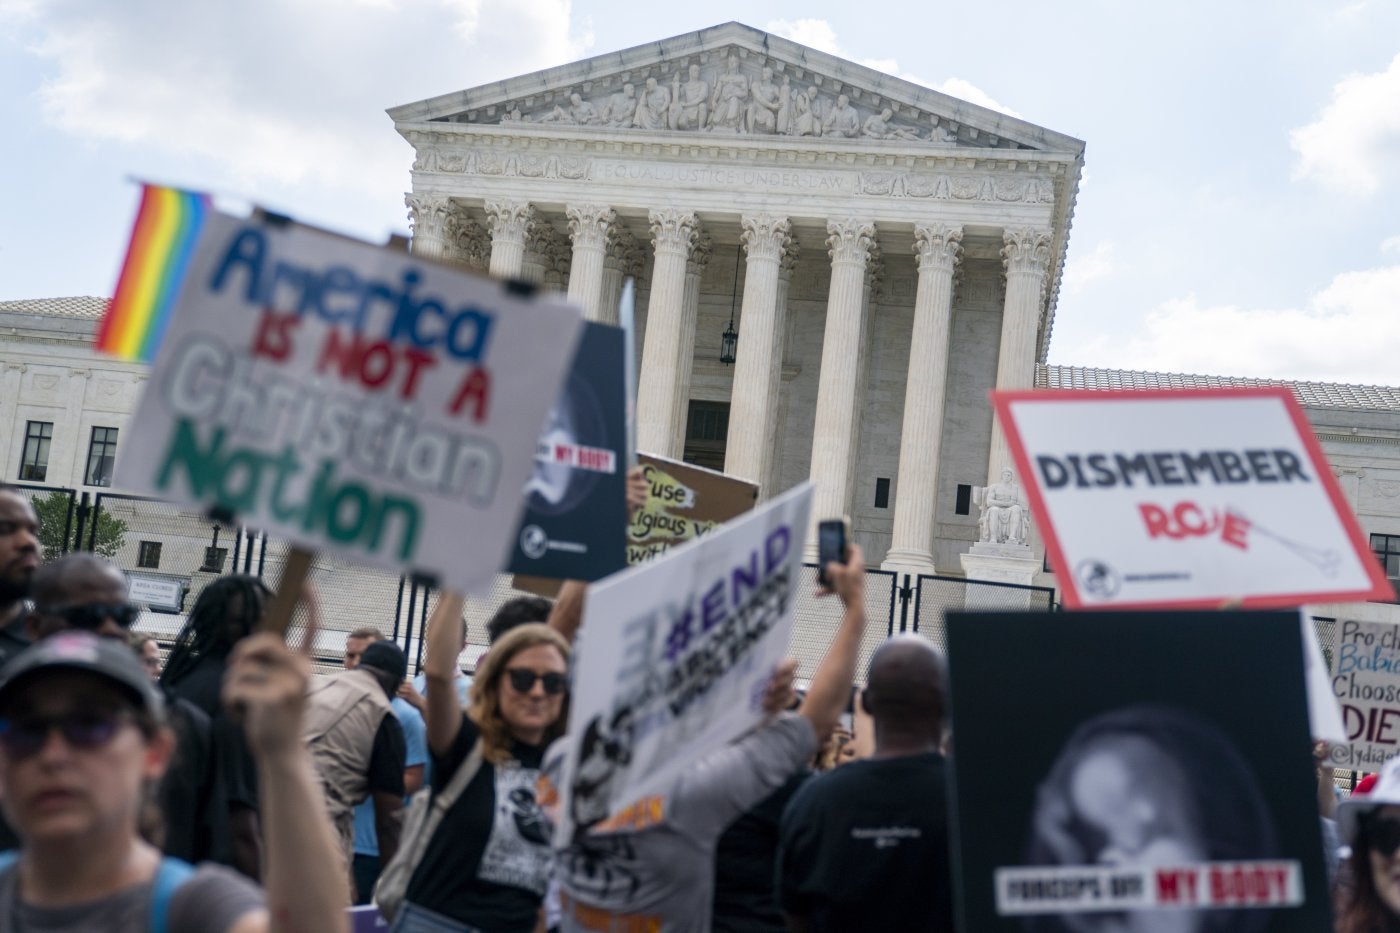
[959,543,1041,611]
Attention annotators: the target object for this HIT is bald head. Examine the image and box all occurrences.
[862,636,946,740]
[31,553,126,608]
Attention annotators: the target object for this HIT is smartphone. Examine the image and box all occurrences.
[816,517,849,586]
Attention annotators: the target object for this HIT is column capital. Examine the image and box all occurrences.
[913,223,964,273]
[778,237,802,280]
[604,225,647,278]
[484,200,536,244]
[445,205,490,268]
[405,193,451,239]
[649,208,700,256]
[1001,227,1053,277]
[740,215,791,263]
[565,204,616,250]
[826,219,877,265]
[863,244,885,294]
[687,232,713,276]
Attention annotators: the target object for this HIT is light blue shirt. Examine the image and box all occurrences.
[352,696,428,857]
[411,670,472,786]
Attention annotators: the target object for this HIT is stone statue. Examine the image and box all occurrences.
[975,468,1031,545]
[746,66,782,135]
[862,108,922,140]
[669,64,709,130]
[633,77,670,131]
[708,56,749,132]
[788,86,821,137]
[776,75,792,134]
[603,83,637,127]
[537,92,599,126]
[929,116,959,144]
[822,94,860,138]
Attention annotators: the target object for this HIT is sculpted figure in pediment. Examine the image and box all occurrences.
[862,108,922,141]
[823,94,860,138]
[538,93,600,126]
[669,64,709,130]
[603,84,637,127]
[746,66,783,135]
[708,56,749,132]
[787,87,821,137]
[776,75,792,133]
[633,77,671,130]
[929,116,959,144]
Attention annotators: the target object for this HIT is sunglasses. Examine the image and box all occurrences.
[36,603,140,631]
[505,668,568,696]
[1365,815,1400,858]
[0,709,134,759]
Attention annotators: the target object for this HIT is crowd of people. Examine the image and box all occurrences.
[1,470,1393,931]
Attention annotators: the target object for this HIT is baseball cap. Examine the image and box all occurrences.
[359,640,408,686]
[1340,756,1400,844]
[0,631,165,721]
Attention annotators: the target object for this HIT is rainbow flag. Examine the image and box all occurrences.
[96,184,210,362]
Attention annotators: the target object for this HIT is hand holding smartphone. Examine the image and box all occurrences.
[816,517,850,587]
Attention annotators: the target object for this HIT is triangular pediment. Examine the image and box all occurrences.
[388,22,1083,155]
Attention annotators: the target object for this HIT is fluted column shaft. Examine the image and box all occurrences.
[405,194,450,260]
[760,242,800,500]
[806,220,876,557]
[636,210,699,455]
[883,224,963,574]
[485,201,534,279]
[987,228,1052,483]
[724,216,790,485]
[565,205,615,321]
[668,235,711,459]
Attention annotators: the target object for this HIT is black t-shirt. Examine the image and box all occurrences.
[777,752,954,932]
[405,717,551,933]
[367,715,407,797]
[712,770,811,933]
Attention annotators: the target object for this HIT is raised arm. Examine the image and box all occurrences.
[423,591,468,756]
[796,544,868,743]
[548,466,648,645]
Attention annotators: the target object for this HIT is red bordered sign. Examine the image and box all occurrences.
[991,386,1393,610]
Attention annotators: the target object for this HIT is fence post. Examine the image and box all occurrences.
[71,492,90,553]
[896,573,913,634]
[60,492,76,557]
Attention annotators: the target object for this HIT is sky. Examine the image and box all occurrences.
[2,0,1398,386]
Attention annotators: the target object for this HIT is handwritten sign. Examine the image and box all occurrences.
[1329,618,1400,771]
[116,210,583,594]
[992,387,1392,609]
[553,482,812,844]
[627,454,758,564]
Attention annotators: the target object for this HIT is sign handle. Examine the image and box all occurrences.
[261,546,315,637]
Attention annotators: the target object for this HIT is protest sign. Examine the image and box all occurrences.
[627,453,759,565]
[506,322,627,582]
[992,386,1392,609]
[112,205,583,595]
[946,609,1331,931]
[552,481,812,844]
[1328,618,1400,771]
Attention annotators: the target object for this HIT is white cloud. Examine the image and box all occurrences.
[765,17,1021,118]
[1381,235,1400,256]
[1291,53,1400,196]
[1055,263,1400,385]
[13,0,589,194]
[1062,241,1118,294]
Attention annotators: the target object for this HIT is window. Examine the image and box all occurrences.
[137,541,162,569]
[874,478,890,509]
[955,484,972,516]
[683,401,729,472]
[85,426,118,487]
[18,421,52,482]
[1373,534,1400,599]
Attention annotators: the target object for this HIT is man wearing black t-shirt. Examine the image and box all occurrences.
[776,636,955,932]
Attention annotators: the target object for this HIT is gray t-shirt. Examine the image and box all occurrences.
[554,712,817,933]
[0,862,263,932]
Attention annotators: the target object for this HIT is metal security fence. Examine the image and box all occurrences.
[8,483,77,558]
[910,573,1058,654]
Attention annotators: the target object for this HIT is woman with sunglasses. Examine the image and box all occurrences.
[392,593,569,932]
[0,628,349,931]
[1337,757,1400,932]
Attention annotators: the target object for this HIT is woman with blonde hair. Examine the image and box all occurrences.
[394,593,570,932]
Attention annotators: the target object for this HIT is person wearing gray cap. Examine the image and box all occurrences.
[0,628,351,931]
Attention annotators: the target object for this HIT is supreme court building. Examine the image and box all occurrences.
[389,22,1085,580]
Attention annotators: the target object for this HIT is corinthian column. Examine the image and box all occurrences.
[667,234,712,459]
[636,209,700,455]
[987,227,1052,484]
[806,219,876,558]
[724,215,791,485]
[405,194,452,260]
[760,240,800,499]
[484,200,535,279]
[565,204,616,320]
[444,206,491,273]
[599,226,643,326]
[882,224,963,575]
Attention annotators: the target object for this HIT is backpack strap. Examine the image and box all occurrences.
[148,857,196,933]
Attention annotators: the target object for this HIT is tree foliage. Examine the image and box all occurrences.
[29,491,128,561]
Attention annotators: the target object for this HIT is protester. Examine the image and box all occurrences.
[25,553,224,866]
[1336,755,1400,932]
[546,545,870,933]
[344,629,428,906]
[394,593,570,932]
[0,628,349,930]
[131,632,162,679]
[303,636,408,895]
[0,484,39,666]
[398,611,473,714]
[162,575,272,878]
[776,634,955,932]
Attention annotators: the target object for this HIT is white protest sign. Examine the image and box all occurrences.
[1302,615,1347,745]
[1328,618,1400,771]
[553,481,813,844]
[116,210,583,594]
[992,387,1392,609]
